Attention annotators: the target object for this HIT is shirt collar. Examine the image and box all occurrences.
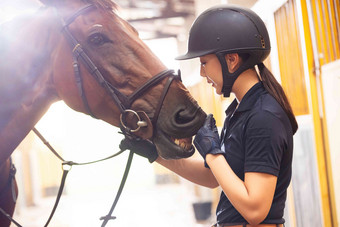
[225,82,265,116]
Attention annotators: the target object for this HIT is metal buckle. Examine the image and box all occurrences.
[120,109,147,133]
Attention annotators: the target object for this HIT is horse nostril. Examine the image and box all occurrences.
[175,109,195,124]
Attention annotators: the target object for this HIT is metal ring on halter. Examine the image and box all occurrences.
[120,109,147,133]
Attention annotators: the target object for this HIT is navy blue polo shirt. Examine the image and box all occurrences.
[216,82,293,225]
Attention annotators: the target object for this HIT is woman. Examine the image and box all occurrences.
[121,4,298,227]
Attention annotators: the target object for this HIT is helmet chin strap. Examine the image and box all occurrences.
[216,52,256,97]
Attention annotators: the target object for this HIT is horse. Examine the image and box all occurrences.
[0,0,206,225]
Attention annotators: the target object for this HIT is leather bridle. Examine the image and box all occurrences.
[61,4,181,140]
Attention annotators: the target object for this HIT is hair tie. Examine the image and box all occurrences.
[258,63,265,71]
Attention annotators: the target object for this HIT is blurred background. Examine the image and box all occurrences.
[1,0,340,226]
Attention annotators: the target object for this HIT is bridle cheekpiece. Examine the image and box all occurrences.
[59,4,182,140]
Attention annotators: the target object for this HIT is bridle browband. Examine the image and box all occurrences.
[0,4,182,227]
[60,4,181,140]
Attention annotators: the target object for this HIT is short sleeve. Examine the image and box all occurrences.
[244,110,288,176]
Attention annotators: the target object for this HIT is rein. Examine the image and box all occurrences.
[1,127,131,227]
[0,3,182,227]
[32,128,129,227]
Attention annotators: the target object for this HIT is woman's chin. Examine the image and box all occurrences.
[215,89,222,95]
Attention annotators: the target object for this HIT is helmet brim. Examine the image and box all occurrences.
[175,49,216,60]
[175,53,196,60]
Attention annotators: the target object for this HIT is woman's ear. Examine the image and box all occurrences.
[225,53,241,73]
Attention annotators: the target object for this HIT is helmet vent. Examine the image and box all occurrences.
[255,34,266,48]
[261,36,265,48]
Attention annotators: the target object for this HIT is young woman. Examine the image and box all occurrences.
[121,5,298,227]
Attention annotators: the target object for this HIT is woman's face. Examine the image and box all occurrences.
[199,54,223,95]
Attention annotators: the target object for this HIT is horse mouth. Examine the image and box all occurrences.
[172,137,194,152]
[153,129,195,159]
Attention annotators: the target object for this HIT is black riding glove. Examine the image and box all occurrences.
[119,138,158,163]
[194,114,224,165]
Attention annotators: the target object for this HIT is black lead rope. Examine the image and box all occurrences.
[32,127,132,227]
[43,150,133,227]
[43,165,70,227]
[100,151,134,226]
[0,207,22,227]
[0,127,132,227]
[32,128,65,162]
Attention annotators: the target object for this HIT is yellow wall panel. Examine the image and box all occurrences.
[300,0,339,225]
[274,1,309,116]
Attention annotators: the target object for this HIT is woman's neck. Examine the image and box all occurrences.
[232,68,260,103]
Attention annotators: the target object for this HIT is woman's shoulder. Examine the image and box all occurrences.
[246,93,290,130]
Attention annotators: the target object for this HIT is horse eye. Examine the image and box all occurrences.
[88,33,106,45]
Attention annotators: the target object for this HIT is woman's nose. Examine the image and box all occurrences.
[200,65,206,77]
[200,69,205,77]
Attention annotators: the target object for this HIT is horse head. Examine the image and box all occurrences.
[42,0,206,159]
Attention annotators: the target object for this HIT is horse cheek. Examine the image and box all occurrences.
[52,48,83,112]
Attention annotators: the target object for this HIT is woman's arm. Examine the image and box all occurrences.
[156,156,219,188]
[206,154,277,225]
[118,137,218,188]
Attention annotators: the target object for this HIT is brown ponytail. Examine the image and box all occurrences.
[258,63,298,134]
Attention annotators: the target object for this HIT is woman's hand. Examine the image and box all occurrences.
[194,114,224,160]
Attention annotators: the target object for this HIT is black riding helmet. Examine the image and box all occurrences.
[176,5,271,97]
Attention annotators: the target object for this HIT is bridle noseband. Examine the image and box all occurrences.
[59,4,181,140]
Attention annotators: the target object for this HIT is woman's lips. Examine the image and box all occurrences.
[206,76,217,87]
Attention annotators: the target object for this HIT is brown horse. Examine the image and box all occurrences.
[0,0,206,225]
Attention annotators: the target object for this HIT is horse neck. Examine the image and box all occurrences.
[0,9,61,164]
